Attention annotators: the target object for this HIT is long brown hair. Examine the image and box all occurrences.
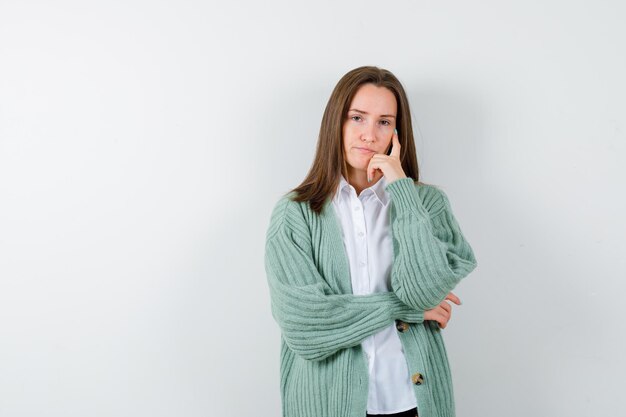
[289,66,422,215]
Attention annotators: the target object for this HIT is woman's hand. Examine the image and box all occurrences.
[424,292,462,329]
[367,130,407,184]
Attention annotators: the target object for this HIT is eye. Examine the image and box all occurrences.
[350,115,362,122]
[380,120,391,126]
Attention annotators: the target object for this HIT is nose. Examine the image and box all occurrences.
[361,122,377,143]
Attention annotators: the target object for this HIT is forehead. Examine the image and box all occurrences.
[349,84,397,115]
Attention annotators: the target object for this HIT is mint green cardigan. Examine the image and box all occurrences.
[264,177,477,417]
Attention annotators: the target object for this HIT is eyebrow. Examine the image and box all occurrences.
[348,108,396,119]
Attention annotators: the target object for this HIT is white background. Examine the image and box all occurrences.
[1,1,625,416]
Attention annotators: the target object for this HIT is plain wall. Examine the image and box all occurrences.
[1,1,625,416]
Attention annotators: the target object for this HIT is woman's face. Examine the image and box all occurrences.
[342,83,397,176]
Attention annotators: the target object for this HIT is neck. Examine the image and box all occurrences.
[345,168,383,196]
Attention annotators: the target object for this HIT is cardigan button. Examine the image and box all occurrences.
[412,372,424,385]
[395,320,410,333]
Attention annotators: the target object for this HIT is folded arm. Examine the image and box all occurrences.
[265,197,423,361]
[385,178,478,311]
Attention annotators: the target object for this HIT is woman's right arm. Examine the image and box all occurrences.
[265,197,423,362]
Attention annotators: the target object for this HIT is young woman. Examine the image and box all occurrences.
[264,66,477,417]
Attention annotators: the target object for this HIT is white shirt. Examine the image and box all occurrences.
[331,174,417,414]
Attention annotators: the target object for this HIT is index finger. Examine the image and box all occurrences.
[389,129,401,158]
[445,292,462,305]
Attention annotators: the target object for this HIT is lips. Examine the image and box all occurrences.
[355,147,375,154]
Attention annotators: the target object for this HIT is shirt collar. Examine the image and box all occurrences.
[332,174,389,207]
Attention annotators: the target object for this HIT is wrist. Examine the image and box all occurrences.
[385,172,407,185]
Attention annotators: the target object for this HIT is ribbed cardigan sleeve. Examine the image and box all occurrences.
[385,178,478,311]
[265,196,424,362]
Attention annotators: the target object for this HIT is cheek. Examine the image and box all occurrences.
[342,127,351,148]
[343,125,360,145]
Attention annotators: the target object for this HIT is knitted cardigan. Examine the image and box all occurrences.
[264,177,478,417]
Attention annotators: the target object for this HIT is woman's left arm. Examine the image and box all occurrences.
[385,177,478,311]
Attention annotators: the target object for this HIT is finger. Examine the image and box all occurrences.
[439,301,452,314]
[445,292,461,305]
[434,308,449,322]
[436,311,449,329]
[367,159,378,182]
[389,129,401,158]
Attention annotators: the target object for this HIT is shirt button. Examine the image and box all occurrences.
[354,206,360,211]
[359,261,366,267]
[412,372,424,385]
[396,320,410,333]
[358,231,364,237]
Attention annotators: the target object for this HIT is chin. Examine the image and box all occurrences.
[346,162,368,172]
